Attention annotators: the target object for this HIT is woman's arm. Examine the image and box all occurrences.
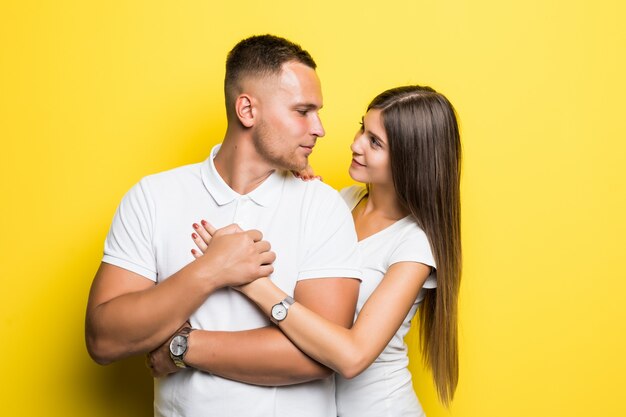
[238,261,431,379]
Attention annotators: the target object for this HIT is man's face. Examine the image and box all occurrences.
[252,61,325,171]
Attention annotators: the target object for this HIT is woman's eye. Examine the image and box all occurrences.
[369,136,380,148]
[359,120,364,132]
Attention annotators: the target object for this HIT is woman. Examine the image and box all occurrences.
[194,85,462,415]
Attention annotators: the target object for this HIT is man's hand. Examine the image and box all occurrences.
[86,219,275,365]
[189,222,276,289]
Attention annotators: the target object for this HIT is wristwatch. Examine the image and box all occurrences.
[169,327,195,368]
[270,296,295,325]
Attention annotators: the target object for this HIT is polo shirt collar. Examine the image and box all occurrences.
[201,144,285,207]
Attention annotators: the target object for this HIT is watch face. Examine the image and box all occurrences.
[272,303,288,321]
[170,335,187,356]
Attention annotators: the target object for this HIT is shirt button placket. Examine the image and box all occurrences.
[233,196,250,229]
[232,197,241,226]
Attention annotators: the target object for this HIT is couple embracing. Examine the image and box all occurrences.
[86,34,461,417]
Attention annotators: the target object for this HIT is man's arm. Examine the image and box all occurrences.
[148,188,362,384]
[86,262,207,365]
[86,227,275,365]
[182,277,360,385]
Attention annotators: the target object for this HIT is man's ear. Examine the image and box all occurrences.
[235,94,255,128]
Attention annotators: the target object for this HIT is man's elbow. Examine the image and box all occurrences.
[85,334,114,365]
[85,330,121,365]
[85,310,124,365]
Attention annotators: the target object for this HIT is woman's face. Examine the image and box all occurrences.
[348,109,393,186]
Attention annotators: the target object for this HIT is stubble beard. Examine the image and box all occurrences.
[253,121,307,171]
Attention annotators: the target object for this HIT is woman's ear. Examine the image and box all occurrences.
[235,94,255,128]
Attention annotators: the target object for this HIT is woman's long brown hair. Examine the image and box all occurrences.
[368,86,462,405]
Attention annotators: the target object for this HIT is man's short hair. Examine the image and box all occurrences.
[224,34,317,117]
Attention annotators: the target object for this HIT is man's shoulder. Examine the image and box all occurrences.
[282,175,352,214]
[283,173,341,200]
[116,161,206,206]
[142,161,203,181]
[138,161,204,190]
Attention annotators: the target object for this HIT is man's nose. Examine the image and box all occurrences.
[311,114,325,138]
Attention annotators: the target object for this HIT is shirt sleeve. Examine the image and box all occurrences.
[298,185,363,281]
[388,223,437,289]
[102,179,158,281]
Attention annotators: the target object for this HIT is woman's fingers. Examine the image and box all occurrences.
[192,232,209,253]
[200,220,217,235]
[193,220,214,246]
[191,220,215,256]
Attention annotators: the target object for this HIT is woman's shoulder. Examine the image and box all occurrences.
[397,217,428,240]
[389,217,436,269]
[339,185,367,209]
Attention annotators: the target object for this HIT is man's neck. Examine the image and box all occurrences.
[213,133,276,195]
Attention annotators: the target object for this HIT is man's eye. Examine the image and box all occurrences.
[297,110,308,116]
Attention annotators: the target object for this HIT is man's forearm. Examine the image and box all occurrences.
[88,227,276,365]
[179,278,359,384]
[86,262,218,364]
[183,327,332,385]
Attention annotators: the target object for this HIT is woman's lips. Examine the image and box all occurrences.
[351,158,366,167]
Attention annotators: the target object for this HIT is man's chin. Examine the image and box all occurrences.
[278,158,307,172]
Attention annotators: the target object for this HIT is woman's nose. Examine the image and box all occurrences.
[351,135,363,154]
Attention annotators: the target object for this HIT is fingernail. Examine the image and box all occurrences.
[192,233,198,239]
[191,249,197,255]
[193,223,199,229]
[201,220,207,226]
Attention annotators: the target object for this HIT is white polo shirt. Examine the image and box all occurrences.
[102,144,362,417]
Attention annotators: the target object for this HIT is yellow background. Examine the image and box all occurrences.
[1,1,625,416]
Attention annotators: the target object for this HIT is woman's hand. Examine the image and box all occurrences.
[291,164,322,182]
[190,220,216,257]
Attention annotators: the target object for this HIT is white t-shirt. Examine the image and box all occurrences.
[103,145,362,417]
[335,185,436,417]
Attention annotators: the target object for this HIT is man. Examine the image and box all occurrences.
[86,34,362,416]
